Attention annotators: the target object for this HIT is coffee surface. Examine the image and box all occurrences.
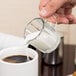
[3,55,33,63]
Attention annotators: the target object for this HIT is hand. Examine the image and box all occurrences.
[39,0,76,24]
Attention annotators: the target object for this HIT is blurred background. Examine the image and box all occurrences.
[0,0,39,37]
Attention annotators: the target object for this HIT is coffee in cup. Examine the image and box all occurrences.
[3,55,33,63]
[0,46,38,76]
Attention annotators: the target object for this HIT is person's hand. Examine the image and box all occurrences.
[39,0,76,24]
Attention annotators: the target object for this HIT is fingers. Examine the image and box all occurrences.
[64,5,76,24]
[66,14,74,21]
[39,0,76,24]
[46,14,69,24]
[45,14,76,24]
[57,15,69,24]
[39,0,66,18]
[46,8,69,24]
[66,14,76,24]
[72,18,76,24]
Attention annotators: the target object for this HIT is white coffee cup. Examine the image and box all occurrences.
[0,46,38,76]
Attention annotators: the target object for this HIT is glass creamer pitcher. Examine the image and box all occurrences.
[24,18,60,53]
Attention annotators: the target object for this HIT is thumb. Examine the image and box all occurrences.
[39,0,67,18]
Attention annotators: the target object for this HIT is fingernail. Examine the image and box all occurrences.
[40,9,47,17]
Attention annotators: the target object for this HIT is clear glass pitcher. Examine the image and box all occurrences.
[24,18,60,53]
